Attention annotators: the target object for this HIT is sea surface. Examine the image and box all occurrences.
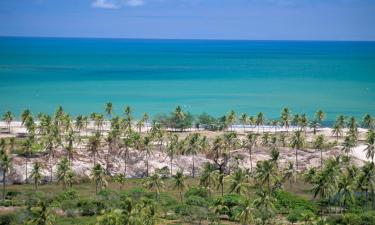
[0,37,374,120]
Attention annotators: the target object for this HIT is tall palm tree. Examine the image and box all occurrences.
[105,102,113,118]
[256,112,265,133]
[22,137,34,183]
[313,134,326,169]
[281,107,291,132]
[363,114,374,129]
[199,163,218,197]
[290,130,305,171]
[30,161,42,191]
[142,112,149,132]
[364,130,375,162]
[244,133,257,171]
[144,172,164,200]
[166,134,178,176]
[2,111,14,133]
[253,190,276,224]
[174,106,185,132]
[342,136,355,156]
[229,168,249,195]
[172,170,186,202]
[227,110,237,131]
[300,113,309,135]
[186,133,202,178]
[56,157,71,190]
[91,164,107,195]
[21,109,32,126]
[332,123,343,141]
[1,152,12,201]
[88,132,101,166]
[315,110,326,124]
[239,113,249,133]
[254,160,277,192]
[337,172,355,213]
[142,135,153,177]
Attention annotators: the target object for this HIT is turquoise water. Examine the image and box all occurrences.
[0,37,374,120]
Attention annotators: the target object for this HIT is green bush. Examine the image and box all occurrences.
[57,189,78,202]
[120,187,149,201]
[0,213,16,225]
[184,187,208,199]
[274,190,317,214]
[77,199,106,216]
[185,195,208,207]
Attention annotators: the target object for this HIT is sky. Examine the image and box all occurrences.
[0,0,374,40]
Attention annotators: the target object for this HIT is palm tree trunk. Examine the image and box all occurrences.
[179,191,183,202]
[192,154,195,178]
[170,157,173,177]
[249,148,253,171]
[25,158,28,184]
[295,148,298,171]
[2,171,6,201]
[320,148,323,170]
[146,153,149,177]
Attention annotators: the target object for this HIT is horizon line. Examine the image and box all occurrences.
[1,35,375,42]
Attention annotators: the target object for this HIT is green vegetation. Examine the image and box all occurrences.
[0,105,375,224]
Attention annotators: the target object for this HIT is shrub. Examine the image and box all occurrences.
[274,190,317,214]
[56,189,78,202]
[185,195,208,207]
[0,213,16,225]
[184,187,208,199]
[77,199,106,216]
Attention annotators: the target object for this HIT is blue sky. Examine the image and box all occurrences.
[0,0,374,40]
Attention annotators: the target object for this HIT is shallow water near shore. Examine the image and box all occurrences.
[0,37,374,119]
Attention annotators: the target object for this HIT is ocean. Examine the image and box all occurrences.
[0,37,374,121]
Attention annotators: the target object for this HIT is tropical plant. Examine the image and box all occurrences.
[290,130,305,171]
[144,172,164,200]
[90,164,107,195]
[30,161,42,191]
[0,152,11,201]
[313,134,326,169]
[172,170,186,202]
[2,111,14,133]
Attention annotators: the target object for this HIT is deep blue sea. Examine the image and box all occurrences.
[0,37,374,120]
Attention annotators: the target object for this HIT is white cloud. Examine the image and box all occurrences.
[92,0,120,9]
[91,0,145,9]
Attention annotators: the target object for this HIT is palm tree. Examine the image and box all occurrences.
[142,136,153,177]
[199,163,218,197]
[1,152,11,201]
[313,134,326,169]
[30,161,42,191]
[22,137,34,183]
[338,172,355,213]
[300,113,309,135]
[244,133,257,171]
[363,114,374,129]
[364,130,375,162]
[174,106,185,131]
[2,111,14,133]
[357,162,375,208]
[113,173,126,190]
[236,197,253,225]
[254,160,277,192]
[105,102,113,118]
[315,110,326,124]
[342,136,355,156]
[88,132,101,165]
[227,110,237,131]
[27,200,56,225]
[229,168,249,195]
[290,130,305,171]
[256,112,265,133]
[172,170,186,202]
[142,112,149,132]
[21,109,32,125]
[253,190,276,225]
[166,134,178,176]
[186,133,202,178]
[331,123,343,141]
[144,172,164,200]
[91,164,107,195]
[56,157,71,191]
[281,107,291,132]
[239,113,249,133]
